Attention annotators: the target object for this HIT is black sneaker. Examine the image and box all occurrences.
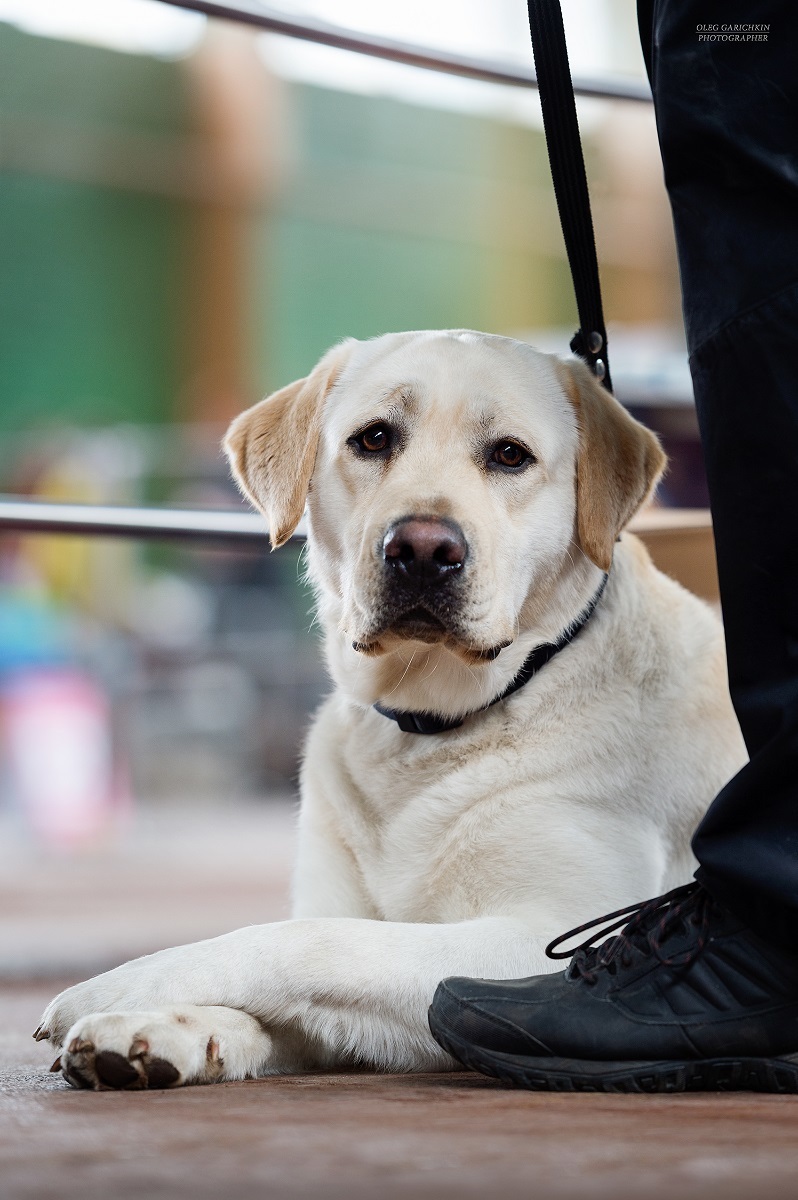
[428,883,798,1093]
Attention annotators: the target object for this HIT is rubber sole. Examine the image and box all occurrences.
[428,1008,798,1094]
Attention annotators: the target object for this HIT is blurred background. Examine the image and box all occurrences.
[0,0,707,976]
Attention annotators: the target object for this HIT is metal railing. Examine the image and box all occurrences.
[0,0,652,545]
[160,1,653,104]
[0,495,286,545]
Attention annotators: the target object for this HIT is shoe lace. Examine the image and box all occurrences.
[545,882,714,984]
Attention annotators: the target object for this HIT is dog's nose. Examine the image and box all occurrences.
[383,517,467,583]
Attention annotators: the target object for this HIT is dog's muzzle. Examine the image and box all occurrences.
[377,515,468,636]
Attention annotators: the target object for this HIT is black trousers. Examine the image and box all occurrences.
[638,1,798,947]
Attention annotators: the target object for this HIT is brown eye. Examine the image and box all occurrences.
[354,423,392,453]
[490,440,532,470]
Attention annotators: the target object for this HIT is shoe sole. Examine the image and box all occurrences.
[428,1008,798,1094]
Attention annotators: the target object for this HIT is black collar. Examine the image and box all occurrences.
[373,574,608,735]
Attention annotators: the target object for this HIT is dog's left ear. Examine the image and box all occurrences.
[558,357,666,572]
[224,340,355,548]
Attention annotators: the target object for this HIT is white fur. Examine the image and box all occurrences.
[37,331,746,1088]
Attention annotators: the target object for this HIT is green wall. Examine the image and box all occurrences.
[258,83,572,387]
[0,24,188,430]
[0,174,183,428]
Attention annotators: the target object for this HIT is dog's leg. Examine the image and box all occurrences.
[36,915,549,1079]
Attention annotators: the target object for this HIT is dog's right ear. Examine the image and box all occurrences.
[224,340,355,548]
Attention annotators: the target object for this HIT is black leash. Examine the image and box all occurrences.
[526,0,612,392]
[374,574,608,735]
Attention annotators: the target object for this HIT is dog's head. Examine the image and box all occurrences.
[225,331,664,710]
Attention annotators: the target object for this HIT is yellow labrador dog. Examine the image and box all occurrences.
[37,331,746,1090]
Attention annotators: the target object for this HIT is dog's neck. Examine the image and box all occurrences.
[320,551,607,722]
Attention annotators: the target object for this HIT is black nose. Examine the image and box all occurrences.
[383,517,467,584]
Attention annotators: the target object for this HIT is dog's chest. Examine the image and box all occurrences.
[331,720,542,923]
[330,761,456,921]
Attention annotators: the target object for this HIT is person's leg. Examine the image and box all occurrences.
[427,0,798,1091]
[640,0,798,950]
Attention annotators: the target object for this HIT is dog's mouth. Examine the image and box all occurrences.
[350,603,453,655]
[387,605,447,642]
[352,605,511,663]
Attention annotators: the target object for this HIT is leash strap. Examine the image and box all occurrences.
[526,0,613,392]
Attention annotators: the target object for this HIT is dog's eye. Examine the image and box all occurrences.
[352,423,392,454]
[489,440,533,470]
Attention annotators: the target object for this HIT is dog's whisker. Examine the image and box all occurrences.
[422,655,441,683]
[382,649,418,700]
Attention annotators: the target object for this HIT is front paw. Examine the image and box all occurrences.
[35,979,129,1048]
[50,1010,224,1091]
[35,955,179,1047]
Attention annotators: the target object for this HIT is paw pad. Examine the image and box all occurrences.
[57,1038,183,1092]
[94,1050,142,1090]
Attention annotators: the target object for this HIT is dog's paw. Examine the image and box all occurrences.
[35,972,157,1048]
[46,1006,272,1091]
[52,1010,218,1090]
